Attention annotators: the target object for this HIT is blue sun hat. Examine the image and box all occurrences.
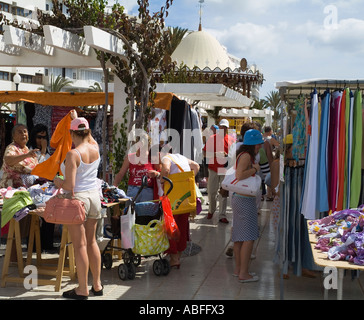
[243,129,264,145]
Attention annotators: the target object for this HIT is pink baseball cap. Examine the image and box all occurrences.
[70,117,89,131]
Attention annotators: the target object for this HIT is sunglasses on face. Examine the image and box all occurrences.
[36,135,47,140]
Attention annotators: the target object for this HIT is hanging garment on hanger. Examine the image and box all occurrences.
[347,91,354,208]
[17,101,27,126]
[275,166,318,276]
[189,107,204,163]
[301,89,320,220]
[316,89,330,213]
[327,90,343,212]
[350,89,362,208]
[168,98,189,155]
[292,97,306,162]
[343,88,352,209]
[32,104,53,139]
[336,89,347,211]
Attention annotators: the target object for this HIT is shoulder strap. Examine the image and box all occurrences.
[74,148,82,161]
[235,152,245,168]
[235,152,253,169]
[166,155,184,172]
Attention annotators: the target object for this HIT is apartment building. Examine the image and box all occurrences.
[0,0,104,93]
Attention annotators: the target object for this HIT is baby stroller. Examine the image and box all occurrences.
[118,175,173,280]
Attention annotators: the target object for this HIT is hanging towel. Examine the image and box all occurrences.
[316,89,330,213]
[336,89,347,211]
[31,111,73,180]
[343,89,352,209]
[301,89,319,220]
[350,90,362,208]
[327,90,342,212]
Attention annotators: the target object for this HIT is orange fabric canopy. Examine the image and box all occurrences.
[0,91,176,109]
[0,91,113,107]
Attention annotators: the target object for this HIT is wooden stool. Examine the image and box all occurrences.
[1,212,76,292]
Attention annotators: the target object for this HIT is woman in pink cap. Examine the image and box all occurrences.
[53,110,103,300]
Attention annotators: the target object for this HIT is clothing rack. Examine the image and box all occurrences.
[275,79,364,299]
[277,79,364,105]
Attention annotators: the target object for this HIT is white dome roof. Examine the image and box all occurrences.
[171,30,233,70]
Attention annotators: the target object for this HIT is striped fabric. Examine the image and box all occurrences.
[231,194,259,242]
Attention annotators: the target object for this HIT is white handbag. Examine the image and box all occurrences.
[221,153,261,196]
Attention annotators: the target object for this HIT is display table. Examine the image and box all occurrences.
[308,221,364,300]
[1,197,128,292]
[1,209,76,292]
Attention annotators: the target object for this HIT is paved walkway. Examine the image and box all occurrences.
[1,197,364,301]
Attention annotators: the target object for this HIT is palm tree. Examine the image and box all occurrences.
[87,82,103,92]
[38,74,73,92]
[165,26,189,56]
[263,90,281,132]
[252,98,268,127]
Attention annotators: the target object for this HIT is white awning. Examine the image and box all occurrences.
[156,83,273,119]
[156,83,254,110]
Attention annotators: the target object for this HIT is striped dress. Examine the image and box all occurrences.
[231,193,259,242]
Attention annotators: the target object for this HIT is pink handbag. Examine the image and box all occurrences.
[43,189,85,225]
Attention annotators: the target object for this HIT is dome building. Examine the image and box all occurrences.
[171,29,237,71]
[155,18,267,130]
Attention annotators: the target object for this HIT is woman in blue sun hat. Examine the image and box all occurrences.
[232,129,263,283]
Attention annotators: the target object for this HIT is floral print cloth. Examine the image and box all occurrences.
[0,143,38,188]
[291,97,307,162]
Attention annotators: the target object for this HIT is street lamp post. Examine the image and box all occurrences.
[13,70,21,121]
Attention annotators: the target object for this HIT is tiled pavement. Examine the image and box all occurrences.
[1,196,364,301]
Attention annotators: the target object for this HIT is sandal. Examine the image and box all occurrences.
[91,285,104,296]
[62,288,88,300]
[239,275,259,283]
[265,197,274,201]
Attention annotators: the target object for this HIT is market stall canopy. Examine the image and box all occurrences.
[0,91,114,107]
[0,91,176,109]
[276,78,364,103]
[155,83,272,119]
[156,83,254,110]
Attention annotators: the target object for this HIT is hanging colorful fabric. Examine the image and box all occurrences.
[350,90,362,208]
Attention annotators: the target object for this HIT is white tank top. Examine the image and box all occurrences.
[162,153,191,174]
[61,148,100,192]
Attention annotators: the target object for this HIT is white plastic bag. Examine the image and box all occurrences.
[120,206,135,249]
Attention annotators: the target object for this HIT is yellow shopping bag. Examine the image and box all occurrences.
[164,170,197,215]
[133,219,170,256]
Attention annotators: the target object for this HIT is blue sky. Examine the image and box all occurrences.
[109,0,364,99]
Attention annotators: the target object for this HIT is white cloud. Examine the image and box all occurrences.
[207,22,286,60]
[304,18,364,53]
[208,0,299,15]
